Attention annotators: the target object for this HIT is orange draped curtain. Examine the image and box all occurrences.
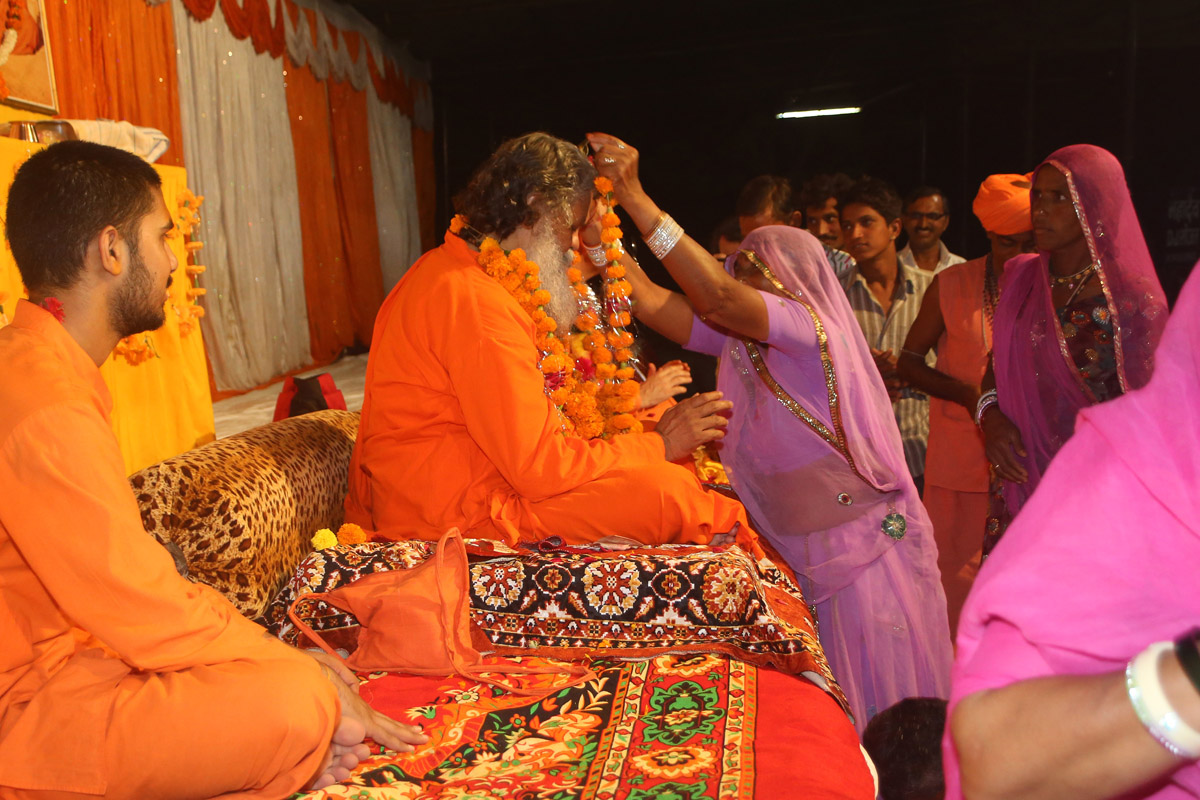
[176,0,432,362]
[45,0,186,167]
[328,78,385,346]
[285,59,357,363]
[413,115,437,252]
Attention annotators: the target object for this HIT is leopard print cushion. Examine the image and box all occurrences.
[129,409,359,620]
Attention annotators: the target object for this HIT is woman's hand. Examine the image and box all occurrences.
[586,132,647,212]
[981,408,1029,483]
[639,361,692,408]
[579,196,605,249]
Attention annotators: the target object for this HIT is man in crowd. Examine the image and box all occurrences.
[798,172,856,282]
[839,177,934,491]
[734,174,799,236]
[897,186,965,274]
[0,142,426,796]
[898,173,1035,635]
[346,132,755,548]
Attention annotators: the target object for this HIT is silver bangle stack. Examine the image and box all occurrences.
[974,389,999,427]
[643,213,684,261]
[1126,641,1200,759]
[584,242,608,268]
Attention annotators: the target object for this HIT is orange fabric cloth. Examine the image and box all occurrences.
[45,0,186,168]
[286,59,358,363]
[924,484,985,640]
[971,172,1033,236]
[346,233,752,547]
[0,301,335,796]
[925,258,991,493]
[923,258,991,636]
[328,78,386,347]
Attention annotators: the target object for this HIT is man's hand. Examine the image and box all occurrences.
[871,347,899,379]
[656,391,731,462]
[639,361,691,408]
[981,407,1029,484]
[871,348,902,401]
[316,662,429,754]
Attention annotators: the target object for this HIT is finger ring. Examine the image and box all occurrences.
[601,155,615,165]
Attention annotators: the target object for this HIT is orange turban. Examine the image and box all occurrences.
[972,173,1033,236]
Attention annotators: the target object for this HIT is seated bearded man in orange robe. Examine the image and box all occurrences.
[346,132,756,550]
[0,142,426,798]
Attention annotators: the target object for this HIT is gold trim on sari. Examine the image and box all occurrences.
[737,248,875,490]
[1044,159,1124,398]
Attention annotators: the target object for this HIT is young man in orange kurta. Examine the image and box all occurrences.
[898,173,1036,636]
[346,133,754,549]
[0,142,425,798]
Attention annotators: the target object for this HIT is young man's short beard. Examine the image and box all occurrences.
[526,213,577,331]
[109,244,166,338]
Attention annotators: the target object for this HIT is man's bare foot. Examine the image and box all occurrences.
[307,717,370,791]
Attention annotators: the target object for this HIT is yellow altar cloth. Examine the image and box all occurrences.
[0,138,215,474]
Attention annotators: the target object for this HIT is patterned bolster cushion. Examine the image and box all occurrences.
[129,409,359,620]
[264,540,849,713]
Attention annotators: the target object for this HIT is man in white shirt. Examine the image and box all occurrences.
[897,186,965,274]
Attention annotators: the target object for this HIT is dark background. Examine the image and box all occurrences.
[351,0,1200,296]
[352,0,1199,371]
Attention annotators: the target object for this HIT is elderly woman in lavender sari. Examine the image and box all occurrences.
[979,144,1167,553]
[587,133,952,731]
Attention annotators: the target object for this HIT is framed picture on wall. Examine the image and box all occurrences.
[0,0,58,114]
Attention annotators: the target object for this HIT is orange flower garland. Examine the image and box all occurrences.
[452,214,609,439]
[590,178,642,435]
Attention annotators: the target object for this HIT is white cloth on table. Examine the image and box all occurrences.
[65,120,170,163]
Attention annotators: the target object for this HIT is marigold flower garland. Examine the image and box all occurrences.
[569,176,641,435]
[450,196,641,439]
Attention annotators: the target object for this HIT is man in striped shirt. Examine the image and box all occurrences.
[838,177,934,492]
[798,172,857,284]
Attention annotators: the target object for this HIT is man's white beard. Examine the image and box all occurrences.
[526,223,577,331]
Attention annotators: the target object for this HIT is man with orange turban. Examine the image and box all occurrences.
[897,173,1035,638]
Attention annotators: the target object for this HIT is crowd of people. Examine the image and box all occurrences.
[0,129,1193,800]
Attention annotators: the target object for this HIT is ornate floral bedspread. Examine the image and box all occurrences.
[265,541,844,702]
[292,653,871,800]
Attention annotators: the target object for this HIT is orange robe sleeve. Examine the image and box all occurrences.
[0,402,306,671]
[446,278,665,503]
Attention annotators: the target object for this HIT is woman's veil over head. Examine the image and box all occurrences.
[992,144,1168,513]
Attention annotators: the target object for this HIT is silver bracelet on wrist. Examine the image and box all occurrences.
[643,213,684,261]
[584,242,608,268]
[1126,641,1200,759]
[974,389,999,427]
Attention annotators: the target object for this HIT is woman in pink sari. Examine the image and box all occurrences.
[980,144,1167,552]
[945,262,1200,800]
[587,132,952,731]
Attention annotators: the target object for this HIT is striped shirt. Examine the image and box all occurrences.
[824,245,856,284]
[842,261,934,479]
[897,241,966,275]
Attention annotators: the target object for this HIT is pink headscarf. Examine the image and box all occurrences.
[945,262,1200,799]
[719,226,931,601]
[992,144,1168,515]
